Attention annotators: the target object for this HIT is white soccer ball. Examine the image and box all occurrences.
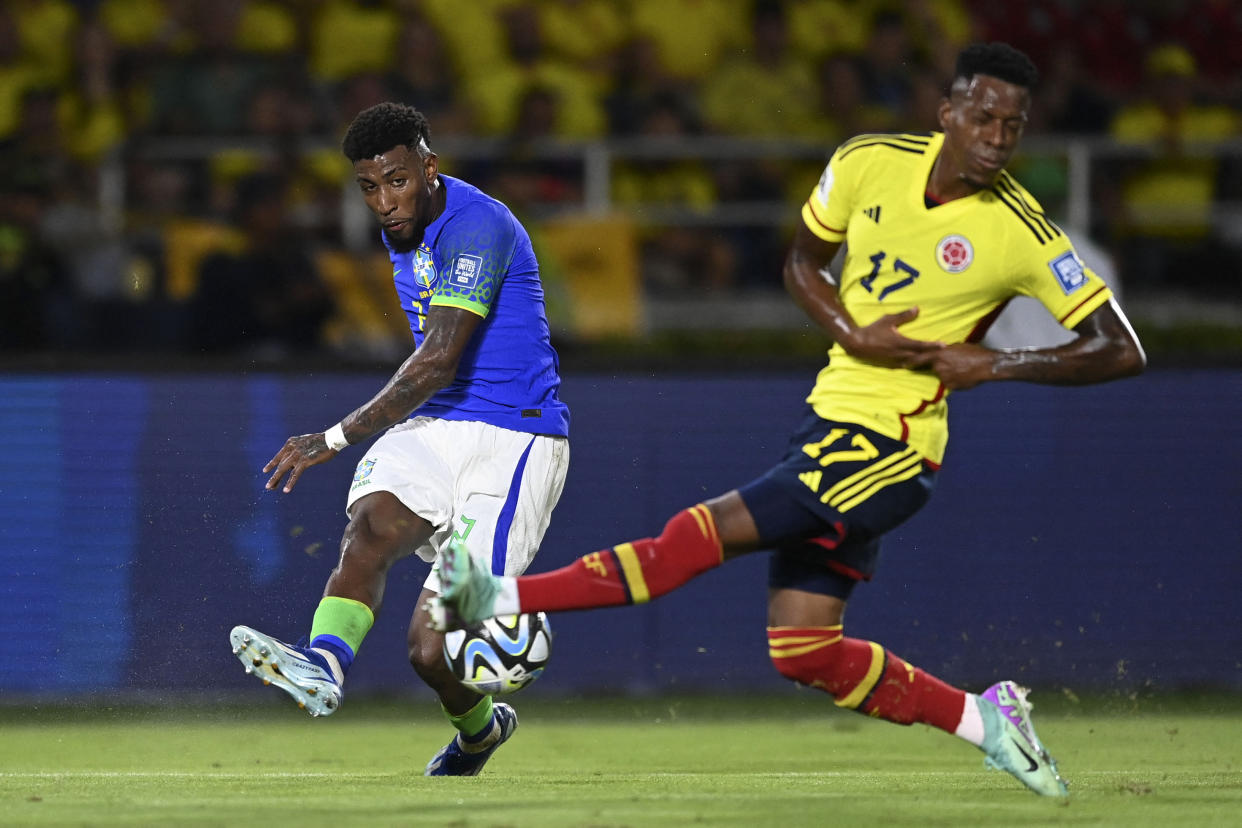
[442,612,552,695]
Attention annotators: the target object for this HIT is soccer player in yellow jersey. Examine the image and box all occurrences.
[434,43,1145,796]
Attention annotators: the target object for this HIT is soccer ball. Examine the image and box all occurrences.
[442,612,552,695]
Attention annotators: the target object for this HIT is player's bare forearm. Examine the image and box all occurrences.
[339,306,480,443]
[341,348,456,440]
[264,306,480,492]
[783,226,854,342]
[926,300,1145,390]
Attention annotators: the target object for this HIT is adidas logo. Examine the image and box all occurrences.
[863,205,882,223]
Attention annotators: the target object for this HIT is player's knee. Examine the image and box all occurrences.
[408,632,449,679]
[342,495,426,565]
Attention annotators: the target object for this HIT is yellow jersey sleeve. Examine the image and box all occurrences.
[801,146,855,242]
[997,176,1112,329]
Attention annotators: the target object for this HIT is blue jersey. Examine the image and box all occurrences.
[386,175,569,436]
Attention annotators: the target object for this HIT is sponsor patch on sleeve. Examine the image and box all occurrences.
[1048,251,1087,294]
[448,254,483,290]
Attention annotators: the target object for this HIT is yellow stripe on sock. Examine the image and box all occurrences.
[769,636,843,658]
[688,505,710,538]
[833,641,886,710]
[690,504,724,560]
[698,504,720,547]
[613,543,650,604]
[769,634,838,647]
[769,632,845,648]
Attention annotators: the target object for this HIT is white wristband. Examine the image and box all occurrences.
[324,423,349,451]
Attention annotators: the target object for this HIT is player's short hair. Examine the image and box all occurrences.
[341,102,432,162]
[954,42,1039,90]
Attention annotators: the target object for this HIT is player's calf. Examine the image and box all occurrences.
[767,626,965,731]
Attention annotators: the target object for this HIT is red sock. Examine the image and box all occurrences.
[768,626,965,733]
[517,505,723,613]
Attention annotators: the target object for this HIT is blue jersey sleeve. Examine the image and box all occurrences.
[429,201,515,318]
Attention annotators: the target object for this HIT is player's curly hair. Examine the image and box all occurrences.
[954,42,1039,89]
[341,102,432,162]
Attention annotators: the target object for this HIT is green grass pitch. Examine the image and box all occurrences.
[1,692,1239,826]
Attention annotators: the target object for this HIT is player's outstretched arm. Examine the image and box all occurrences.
[264,306,482,492]
[783,225,944,367]
[919,298,1146,391]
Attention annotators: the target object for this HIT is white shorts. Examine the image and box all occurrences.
[345,417,569,593]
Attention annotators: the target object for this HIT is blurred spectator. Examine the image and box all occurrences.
[701,1,818,138]
[604,34,689,137]
[700,1,810,287]
[386,13,474,137]
[97,0,180,52]
[308,0,401,86]
[60,18,127,163]
[233,0,300,57]
[418,0,509,91]
[459,2,605,137]
[482,84,584,212]
[0,171,68,349]
[629,0,749,84]
[10,0,78,88]
[1074,1,1153,98]
[900,0,971,80]
[536,0,628,79]
[0,5,36,142]
[1107,43,1241,294]
[38,158,180,350]
[1162,0,1242,105]
[854,9,917,127]
[612,94,736,294]
[1,85,68,168]
[785,0,869,65]
[189,172,334,355]
[145,2,274,135]
[1027,43,1114,134]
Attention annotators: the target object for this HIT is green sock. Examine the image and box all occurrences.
[309,596,375,673]
[447,695,495,741]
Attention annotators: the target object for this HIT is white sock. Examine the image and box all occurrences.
[493,577,521,615]
[954,693,985,747]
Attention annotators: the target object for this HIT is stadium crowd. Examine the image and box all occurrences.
[1,0,1240,356]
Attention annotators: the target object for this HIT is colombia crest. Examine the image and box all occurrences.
[935,235,973,273]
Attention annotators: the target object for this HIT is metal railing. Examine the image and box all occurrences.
[109,132,1242,243]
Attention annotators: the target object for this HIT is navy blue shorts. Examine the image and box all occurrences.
[737,405,936,600]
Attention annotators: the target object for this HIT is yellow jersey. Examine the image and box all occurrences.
[800,132,1113,464]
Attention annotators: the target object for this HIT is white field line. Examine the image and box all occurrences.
[0,770,1152,780]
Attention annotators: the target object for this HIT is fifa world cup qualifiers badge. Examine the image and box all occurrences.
[1048,251,1087,294]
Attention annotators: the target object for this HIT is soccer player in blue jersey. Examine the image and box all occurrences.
[230,102,570,777]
